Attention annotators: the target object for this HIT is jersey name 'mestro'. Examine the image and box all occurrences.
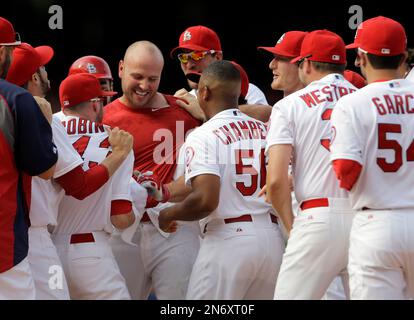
[266,73,357,204]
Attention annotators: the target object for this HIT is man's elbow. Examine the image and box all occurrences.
[37,164,56,180]
[240,104,272,122]
[111,212,135,230]
[267,176,288,195]
[199,197,219,214]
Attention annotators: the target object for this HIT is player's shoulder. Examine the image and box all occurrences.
[247,82,265,95]
[0,79,36,109]
[163,93,203,124]
[103,98,123,113]
[274,85,309,109]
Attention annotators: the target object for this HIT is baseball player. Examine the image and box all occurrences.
[68,55,116,105]
[171,25,272,123]
[330,16,414,299]
[52,73,135,299]
[0,16,57,300]
[158,60,285,300]
[257,30,308,215]
[6,43,138,299]
[258,30,347,300]
[266,30,357,299]
[103,41,201,300]
[258,31,308,98]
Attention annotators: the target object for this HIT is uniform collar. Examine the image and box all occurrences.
[207,108,241,122]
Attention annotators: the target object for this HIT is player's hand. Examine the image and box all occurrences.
[107,127,133,156]
[174,89,206,122]
[34,96,53,124]
[158,208,178,233]
[258,184,272,204]
[133,170,171,204]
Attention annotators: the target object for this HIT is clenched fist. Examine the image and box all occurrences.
[107,127,133,155]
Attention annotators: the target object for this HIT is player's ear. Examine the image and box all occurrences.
[31,72,38,83]
[304,59,312,75]
[399,51,409,68]
[118,60,124,79]
[199,85,210,101]
[359,53,368,68]
[215,51,223,61]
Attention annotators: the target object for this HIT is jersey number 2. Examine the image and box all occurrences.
[235,148,266,196]
[377,123,414,172]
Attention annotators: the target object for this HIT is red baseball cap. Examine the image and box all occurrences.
[257,31,308,58]
[59,73,116,109]
[170,25,222,58]
[357,16,406,56]
[344,70,366,89]
[291,30,346,65]
[0,17,21,46]
[6,43,54,86]
[345,18,375,50]
[186,60,249,98]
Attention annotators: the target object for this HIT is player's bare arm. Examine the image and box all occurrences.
[239,104,272,122]
[266,144,294,233]
[102,127,133,177]
[158,174,220,232]
[174,88,206,122]
[165,176,192,202]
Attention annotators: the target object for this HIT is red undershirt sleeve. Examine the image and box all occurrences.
[111,200,132,216]
[55,164,109,200]
[332,159,363,191]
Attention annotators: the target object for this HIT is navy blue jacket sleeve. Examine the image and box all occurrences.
[14,92,58,176]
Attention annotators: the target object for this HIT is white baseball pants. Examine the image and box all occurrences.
[53,231,130,300]
[110,222,200,299]
[349,209,414,299]
[0,258,35,300]
[186,213,285,300]
[28,226,70,300]
[274,197,355,300]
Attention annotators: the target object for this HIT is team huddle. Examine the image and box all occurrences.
[0,14,413,300]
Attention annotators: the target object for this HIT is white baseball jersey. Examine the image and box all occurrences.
[330,79,414,210]
[245,83,269,105]
[30,116,83,227]
[190,82,268,105]
[53,115,134,234]
[184,108,273,229]
[266,73,357,203]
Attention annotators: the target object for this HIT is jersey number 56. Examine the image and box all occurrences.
[235,148,266,196]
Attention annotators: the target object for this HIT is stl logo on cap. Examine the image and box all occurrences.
[183,30,192,42]
[86,63,97,74]
[277,33,286,44]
